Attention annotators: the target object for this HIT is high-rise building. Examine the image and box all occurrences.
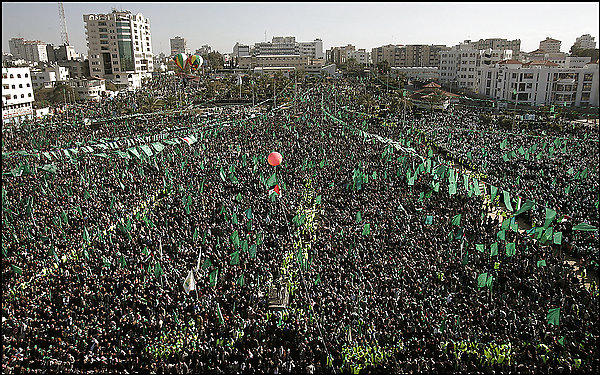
[83,9,153,88]
[573,34,596,50]
[233,42,250,58]
[170,36,189,56]
[8,38,49,63]
[539,37,561,53]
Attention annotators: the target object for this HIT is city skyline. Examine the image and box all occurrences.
[2,2,599,57]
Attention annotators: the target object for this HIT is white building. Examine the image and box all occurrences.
[539,37,561,53]
[68,78,106,101]
[170,36,189,56]
[83,9,153,89]
[346,49,369,65]
[298,39,324,59]
[477,60,598,107]
[563,56,592,68]
[391,66,439,82]
[30,65,71,89]
[2,67,35,124]
[233,42,251,58]
[439,43,512,93]
[254,36,299,55]
[8,38,49,63]
[574,34,596,50]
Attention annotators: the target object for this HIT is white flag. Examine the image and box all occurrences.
[183,270,196,294]
[196,249,202,272]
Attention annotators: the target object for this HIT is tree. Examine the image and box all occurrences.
[569,45,599,61]
[33,84,75,106]
[202,51,225,70]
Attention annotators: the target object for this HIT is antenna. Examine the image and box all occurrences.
[58,2,70,45]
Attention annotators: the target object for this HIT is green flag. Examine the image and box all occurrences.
[490,242,499,256]
[490,185,498,202]
[462,250,469,265]
[544,208,556,229]
[547,307,560,326]
[475,244,485,253]
[236,274,245,286]
[537,260,546,267]
[514,200,535,216]
[266,173,278,187]
[245,207,253,220]
[425,216,433,225]
[553,232,562,245]
[314,273,321,285]
[505,242,516,257]
[449,183,457,195]
[83,227,90,245]
[315,195,322,205]
[362,224,371,235]
[503,190,513,211]
[497,229,506,241]
[202,258,212,270]
[572,223,597,232]
[477,273,493,289]
[230,251,240,265]
[452,214,461,226]
[11,264,23,275]
[356,211,362,223]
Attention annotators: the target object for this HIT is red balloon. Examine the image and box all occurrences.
[268,152,282,166]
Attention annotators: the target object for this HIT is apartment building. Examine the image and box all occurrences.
[371,44,401,67]
[170,36,189,56]
[254,37,299,55]
[327,45,357,65]
[574,34,596,50]
[391,66,439,82]
[477,59,598,107]
[30,65,70,89]
[83,9,153,89]
[233,42,251,58]
[237,55,315,71]
[466,38,521,58]
[371,44,448,68]
[8,38,49,63]
[2,67,35,124]
[68,78,106,101]
[439,43,513,93]
[539,37,562,53]
[298,39,324,60]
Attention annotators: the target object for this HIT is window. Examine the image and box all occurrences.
[11,85,15,89]
[28,93,32,97]
[17,74,21,78]
[24,73,28,77]
[26,83,30,87]
[19,84,23,88]
[10,74,14,78]
[21,94,25,98]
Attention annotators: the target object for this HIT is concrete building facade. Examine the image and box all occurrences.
[170,36,189,56]
[2,67,35,124]
[539,37,562,53]
[477,60,598,107]
[83,10,153,89]
[573,34,596,50]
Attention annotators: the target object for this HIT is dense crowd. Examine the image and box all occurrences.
[2,75,598,374]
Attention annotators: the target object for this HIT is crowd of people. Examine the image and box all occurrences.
[2,74,598,374]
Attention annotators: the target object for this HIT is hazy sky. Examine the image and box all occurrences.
[2,2,599,56]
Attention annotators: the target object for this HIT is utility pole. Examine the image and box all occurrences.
[273,73,276,108]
